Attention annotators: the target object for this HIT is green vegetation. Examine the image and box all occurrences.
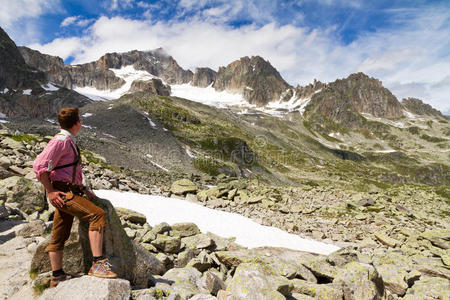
[7,133,39,145]
[420,134,446,143]
[407,126,420,135]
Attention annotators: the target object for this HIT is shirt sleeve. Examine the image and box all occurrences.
[33,138,66,181]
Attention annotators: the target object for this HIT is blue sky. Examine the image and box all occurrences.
[1,0,449,114]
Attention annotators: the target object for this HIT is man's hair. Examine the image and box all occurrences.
[58,107,80,130]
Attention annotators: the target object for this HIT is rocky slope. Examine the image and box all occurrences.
[192,67,217,88]
[213,56,292,106]
[402,97,446,117]
[303,73,405,129]
[0,28,45,90]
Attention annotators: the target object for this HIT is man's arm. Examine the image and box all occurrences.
[39,172,66,209]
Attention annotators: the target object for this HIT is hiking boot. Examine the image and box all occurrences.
[88,258,117,278]
[49,274,70,288]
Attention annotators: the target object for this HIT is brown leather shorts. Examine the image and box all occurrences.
[46,191,107,252]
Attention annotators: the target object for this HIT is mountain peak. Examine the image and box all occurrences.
[213,55,291,106]
[402,97,444,117]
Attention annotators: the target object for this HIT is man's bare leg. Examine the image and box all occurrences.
[49,250,63,271]
[88,228,103,257]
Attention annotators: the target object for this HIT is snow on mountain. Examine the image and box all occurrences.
[171,83,246,108]
[74,65,157,101]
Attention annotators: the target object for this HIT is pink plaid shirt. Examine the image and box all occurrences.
[33,129,83,186]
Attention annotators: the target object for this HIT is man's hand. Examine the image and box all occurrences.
[48,191,66,209]
[85,189,99,201]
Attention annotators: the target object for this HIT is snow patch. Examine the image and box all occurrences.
[1,88,8,94]
[361,113,407,128]
[146,117,157,128]
[23,89,32,95]
[82,124,96,129]
[103,133,116,139]
[149,160,169,172]
[82,113,93,118]
[95,190,340,255]
[372,149,397,153]
[42,83,59,91]
[186,149,197,159]
[0,112,6,118]
[46,119,56,124]
[0,120,9,124]
[162,127,168,131]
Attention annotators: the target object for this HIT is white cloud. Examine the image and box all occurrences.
[61,16,79,27]
[27,5,450,113]
[0,0,62,44]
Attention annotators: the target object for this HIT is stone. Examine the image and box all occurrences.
[402,277,450,300]
[15,219,46,237]
[30,198,164,288]
[152,234,181,254]
[226,262,287,300]
[0,156,11,169]
[0,176,46,215]
[124,227,136,239]
[206,232,235,251]
[187,250,212,272]
[296,264,317,283]
[170,223,200,238]
[39,275,131,300]
[405,269,421,287]
[374,232,399,248]
[216,290,238,300]
[303,258,337,281]
[171,179,197,195]
[376,264,408,296]
[190,294,217,300]
[198,271,226,296]
[1,137,24,150]
[0,166,14,180]
[326,247,359,267]
[115,207,147,225]
[333,262,385,300]
[156,267,202,299]
[182,234,214,249]
[291,279,343,300]
[175,248,196,268]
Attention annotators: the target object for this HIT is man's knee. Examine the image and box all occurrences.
[89,208,107,231]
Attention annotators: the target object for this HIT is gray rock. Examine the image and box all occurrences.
[1,137,24,150]
[171,179,197,195]
[0,176,46,215]
[291,279,343,300]
[226,262,289,300]
[39,275,130,300]
[115,207,147,225]
[333,262,385,300]
[190,294,217,300]
[182,234,214,249]
[175,248,196,268]
[152,234,181,254]
[198,271,226,296]
[402,276,450,300]
[156,267,202,299]
[170,222,200,238]
[15,219,46,237]
[375,264,408,296]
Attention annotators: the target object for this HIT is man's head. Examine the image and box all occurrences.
[58,107,81,135]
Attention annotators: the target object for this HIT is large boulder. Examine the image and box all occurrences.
[30,197,164,288]
[155,267,202,299]
[39,275,130,300]
[333,262,385,300]
[115,207,147,225]
[226,262,291,299]
[402,277,450,300]
[0,176,46,215]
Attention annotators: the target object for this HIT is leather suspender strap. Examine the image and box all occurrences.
[52,138,81,184]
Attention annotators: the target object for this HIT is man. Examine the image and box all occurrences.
[33,107,117,288]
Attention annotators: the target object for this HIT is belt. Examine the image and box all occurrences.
[51,180,85,196]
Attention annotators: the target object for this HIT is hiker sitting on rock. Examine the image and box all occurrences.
[33,107,117,287]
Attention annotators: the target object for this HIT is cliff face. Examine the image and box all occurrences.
[213,56,291,106]
[401,97,444,117]
[192,67,217,88]
[0,28,45,89]
[304,73,404,127]
[19,47,193,91]
[129,79,171,96]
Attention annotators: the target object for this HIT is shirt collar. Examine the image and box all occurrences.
[59,129,77,144]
